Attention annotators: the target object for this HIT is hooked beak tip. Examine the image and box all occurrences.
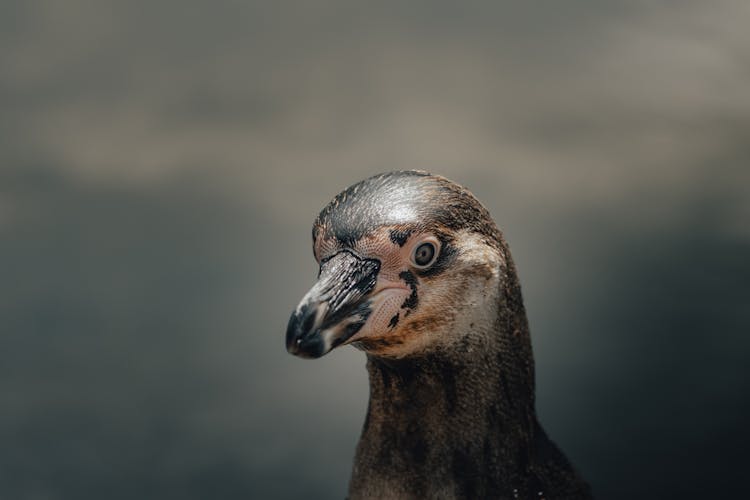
[286,306,328,359]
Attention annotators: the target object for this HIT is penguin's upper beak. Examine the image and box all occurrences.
[286,250,380,358]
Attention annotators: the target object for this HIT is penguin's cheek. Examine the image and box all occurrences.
[349,288,409,342]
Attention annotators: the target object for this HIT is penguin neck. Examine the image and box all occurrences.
[351,319,538,497]
[363,337,537,453]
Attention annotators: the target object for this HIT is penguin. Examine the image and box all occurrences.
[286,171,592,499]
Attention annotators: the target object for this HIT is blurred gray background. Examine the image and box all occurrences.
[2,1,749,498]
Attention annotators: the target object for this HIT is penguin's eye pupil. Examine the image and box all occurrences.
[413,242,437,267]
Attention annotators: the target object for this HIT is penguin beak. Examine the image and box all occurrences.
[286,250,381,359]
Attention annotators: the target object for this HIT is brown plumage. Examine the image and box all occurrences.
[287,171,591,499]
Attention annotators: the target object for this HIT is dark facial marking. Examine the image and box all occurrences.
[389,228,413,247]
[399,270,419,314]
[388,313,400,329]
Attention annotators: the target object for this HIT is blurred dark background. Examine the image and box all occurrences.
[1,1,749,498]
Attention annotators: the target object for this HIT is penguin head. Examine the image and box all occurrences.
[286,171,507,359]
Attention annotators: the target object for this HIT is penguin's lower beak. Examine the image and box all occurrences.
[286,250,380,358]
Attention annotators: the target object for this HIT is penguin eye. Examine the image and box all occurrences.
[412,241,437,268]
